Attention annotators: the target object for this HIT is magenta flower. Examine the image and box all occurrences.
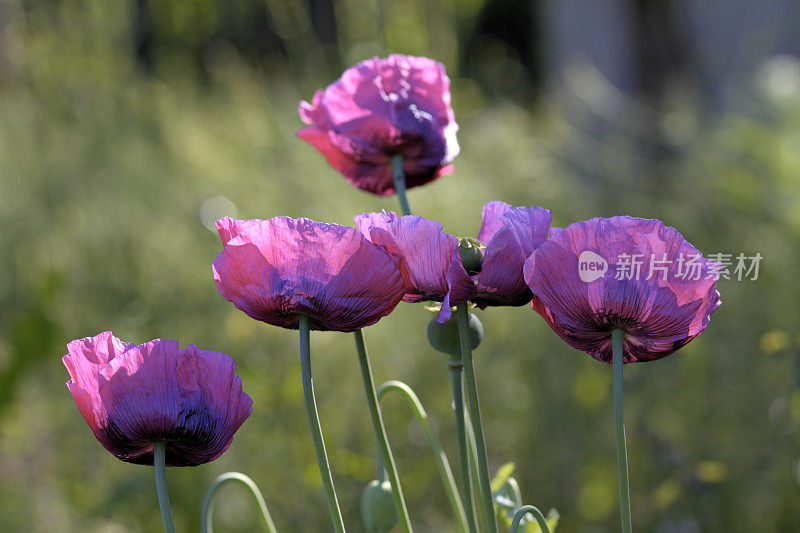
[298,54,459,196]
[523,217,722,363]
[213,216,407,331]
[355,201,551,321]
[354,211,472,322]
[470,201,552,308]
[63,332,252,466]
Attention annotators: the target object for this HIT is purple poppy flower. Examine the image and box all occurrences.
[470,201,552,308]
[354,211,472,322]
[298,54,459,196]
[523,216,722,363]
[213,216,407,332]
[355,201,552,321]
[63,332,252,466]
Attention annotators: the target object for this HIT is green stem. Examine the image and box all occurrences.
[201,472,277,533]
[391,155,411,216]
[448,360,478,533]
[464,410,485,532]
[375,435,387,482]
[510,505,551,533]
[503,477,523,508]
[456,303,497,533]
[153,442,176,533]
[299,316,346,532]
[612,328,632,533]
[353,330,413,532]
[378,380,469,533]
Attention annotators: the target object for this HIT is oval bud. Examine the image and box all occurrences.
[458,237,485,275]
[427,309,484,356]
[361,480,398,533]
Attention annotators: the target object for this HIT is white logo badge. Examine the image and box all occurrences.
[578,251,608,282]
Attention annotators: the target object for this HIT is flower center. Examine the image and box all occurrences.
[594,309,642,333]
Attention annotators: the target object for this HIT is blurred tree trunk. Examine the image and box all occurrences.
[628,0,691,103]
[133,0,154,73]
[459,0,543,99]
[308,0,341,71]
[627,0,694,188]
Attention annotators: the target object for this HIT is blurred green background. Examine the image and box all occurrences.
[2,0,800,531]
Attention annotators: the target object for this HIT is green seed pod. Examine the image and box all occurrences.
[458,237,485,275]
[427,309,484,356]
[360,480,398,533]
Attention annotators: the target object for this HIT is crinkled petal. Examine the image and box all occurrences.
[216,217,263,245]
[476,201,512,244]
[437,246,477,322]
[63,332,136,431]
[64,331,134,390]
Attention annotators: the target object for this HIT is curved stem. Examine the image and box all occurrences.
[201,472,277,533]
[153,442,176,533]
[447,361,478,533]
[353,330,413,532]
[510,505,551,533]
[299,316,346,532]
[504,477,523,508]
[378,380,469,533]
[612,328,632,532]
[457,303,498,533]
[391,155,411,216]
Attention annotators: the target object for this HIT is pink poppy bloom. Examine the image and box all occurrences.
[523,217,722,363]
[63,332,252,466]
[470,201,552,308]
[354,202,551,321]
[354,211,472,322]
[213,217,407,331]
[298,54,459,196]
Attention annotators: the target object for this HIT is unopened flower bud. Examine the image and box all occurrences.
[361,480,398,533]
[427,308,484,356]
[458,237,485,275]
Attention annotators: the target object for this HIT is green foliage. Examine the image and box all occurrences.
[1,1,800,532]
[491,462,516,494]
[491,463,559,533]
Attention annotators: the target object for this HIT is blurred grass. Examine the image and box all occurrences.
[2,1,800,531]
